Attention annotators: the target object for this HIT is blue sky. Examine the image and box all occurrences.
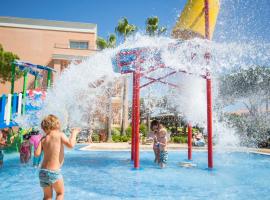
[0,0,269,43]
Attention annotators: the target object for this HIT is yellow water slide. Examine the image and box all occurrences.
[172,0,220,40]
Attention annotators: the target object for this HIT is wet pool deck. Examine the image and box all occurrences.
[80,142,270,155]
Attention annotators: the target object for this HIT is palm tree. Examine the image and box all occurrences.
[115,17,137,42]
[146,16,167,36]
[96,34,117,50]
[107,34,116,48]
[115,17,137,136]
[96,37,107,50]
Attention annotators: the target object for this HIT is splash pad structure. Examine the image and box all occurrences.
[112,0,216,169]
[0,60,55,128]
[113,48,213,169]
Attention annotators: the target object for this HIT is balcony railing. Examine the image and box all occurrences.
[54,43,97,51]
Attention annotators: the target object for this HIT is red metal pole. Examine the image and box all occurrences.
[206,74,213,169]
[134,70,140,169]
[204,0,213,169]
[131,73,136,161]
[188,123,192,160]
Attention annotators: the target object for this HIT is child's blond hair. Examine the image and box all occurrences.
[41,114,61,133]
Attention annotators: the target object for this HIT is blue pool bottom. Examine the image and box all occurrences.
[0,148,270,200]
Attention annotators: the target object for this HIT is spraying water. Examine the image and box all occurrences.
[16,34,270,148]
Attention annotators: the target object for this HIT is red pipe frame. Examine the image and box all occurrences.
[129,0,213,169]
[131,74,136,161]
[133,70,141,169]
[188,123,192,160]
[206,73,213,168]
[204,0,213,169]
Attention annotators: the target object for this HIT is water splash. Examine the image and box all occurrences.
[15,34,270,148]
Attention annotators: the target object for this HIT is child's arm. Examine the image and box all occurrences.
[158,137,167,147]
[34,141,42,157]
[61,128,81,148]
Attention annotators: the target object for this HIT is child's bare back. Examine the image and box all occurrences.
[40,130,65,170]
[35,114,80,200]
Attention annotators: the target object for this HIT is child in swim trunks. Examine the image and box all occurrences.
[35,114,80,200]
[157,126,168,168]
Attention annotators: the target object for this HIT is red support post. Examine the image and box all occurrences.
[131,73,136,161]
[204,0,213,169]
[206,74,213,169]
[134,70,141,169]
[188,123,192,160]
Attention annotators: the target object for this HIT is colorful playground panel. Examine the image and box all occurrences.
[0,90,46,129]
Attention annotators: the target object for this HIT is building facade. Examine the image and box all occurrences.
[0,16,126,133]
[0,16,97,94]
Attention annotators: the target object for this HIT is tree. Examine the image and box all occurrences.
[115,17,137,136]
[219,66,270,146]
[146,16,167,36]
[0,44,20,83]
[115,17,137,42]
[96,34,116,50]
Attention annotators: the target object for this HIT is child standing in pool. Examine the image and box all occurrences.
[157,125,168,168]
[35,114,80,200]
[149,120,160,163]
[20,135,31,164]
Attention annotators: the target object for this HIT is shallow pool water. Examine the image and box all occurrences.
[0,147,270,200]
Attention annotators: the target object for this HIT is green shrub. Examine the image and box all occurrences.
[123,124,147,142]
[112,128,120,136]
[173,136,181,143]
[112,135,121,142]
[91,133,100,142]
[172,135,187,143]
[179,136,188,143]
[125,126,132,137]
[121,135,129,142]
[112,134,131,142]
[140,124,148,137]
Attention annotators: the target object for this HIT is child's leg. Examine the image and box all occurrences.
[160,162,165,168]
[156,149,160,163]
[153,148,158,163]
[52,178,64,200]
[20,154,23,163]
[43,186,53,200]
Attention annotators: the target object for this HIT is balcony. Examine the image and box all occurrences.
[53,43,97,58]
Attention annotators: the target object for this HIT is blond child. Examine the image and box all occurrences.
[35,114,80,200]
[157,126,168,168]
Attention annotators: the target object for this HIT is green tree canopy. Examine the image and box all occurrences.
[0,44,21,83]
[96,34,117,50]
[115,17,137,41]
[146,16,167,36]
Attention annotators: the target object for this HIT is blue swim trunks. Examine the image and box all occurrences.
[39,169,63,187]
[160,150,168,164]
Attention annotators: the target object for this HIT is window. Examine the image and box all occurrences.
[69,41,89,49]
